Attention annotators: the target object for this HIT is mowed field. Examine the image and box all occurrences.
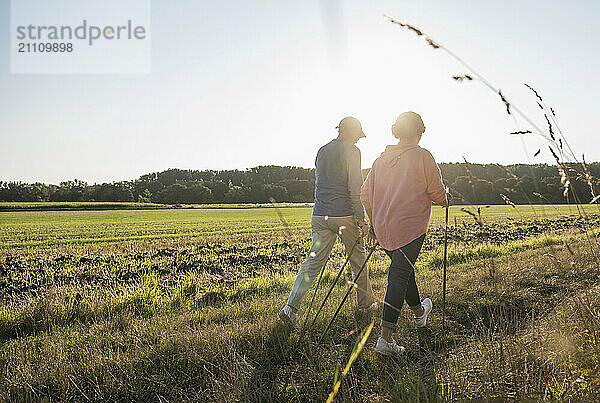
[0,204,593,247]
[1,204,600,401]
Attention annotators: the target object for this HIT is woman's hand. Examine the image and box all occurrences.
[442,187,452,207]
[367,225,377,247]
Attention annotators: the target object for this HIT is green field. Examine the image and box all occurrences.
[1,205,599,401]
[1,204,596,248]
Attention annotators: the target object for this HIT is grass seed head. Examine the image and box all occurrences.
[500,194,516,208]
[545,114,556,141]
[460,208,483,225]
[496,164,519,181]
[384,15,440,49]
[426,37,440,48]
[549,147,570,199]
[581,154,596,199]
[408,26,423,36]
[462,156,474,182]
[498,90,511,115]
[524,83,544,103]
[453,75,473,82]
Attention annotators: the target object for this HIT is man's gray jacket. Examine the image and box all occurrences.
[312,139,365,220]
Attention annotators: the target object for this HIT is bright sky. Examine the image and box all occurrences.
[1,0,599,184]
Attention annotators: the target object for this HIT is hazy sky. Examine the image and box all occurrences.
[1,0,599,184]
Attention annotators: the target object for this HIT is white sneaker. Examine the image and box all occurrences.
[375,337,405,356]
[278,305,298,327]
[414,298,433,328]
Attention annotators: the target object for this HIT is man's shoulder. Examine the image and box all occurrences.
[341,141,360,155]
[317,139,361,162]
[318,139,338,152]
[316,140,334,157]
[322,139,359,153]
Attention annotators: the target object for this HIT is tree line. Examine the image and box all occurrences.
[1,162,599,205]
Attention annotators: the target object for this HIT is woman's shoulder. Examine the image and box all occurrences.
[371,155,385,168]
[418,146,436,161]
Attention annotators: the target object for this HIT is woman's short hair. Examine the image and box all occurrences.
[392,111,426,139]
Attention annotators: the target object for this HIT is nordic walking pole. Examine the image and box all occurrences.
[318,244,377,344]
[301,254,331,329]
[309,237,361,330]
[442,206,449,342]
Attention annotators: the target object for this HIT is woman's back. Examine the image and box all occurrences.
[361,144,446,251]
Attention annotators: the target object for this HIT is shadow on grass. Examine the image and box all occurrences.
[238,318,297,401]
[373,327,444,402]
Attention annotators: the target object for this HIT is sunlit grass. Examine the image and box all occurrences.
[1,206,599,400]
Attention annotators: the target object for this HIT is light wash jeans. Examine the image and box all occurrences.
[286,215,375,312]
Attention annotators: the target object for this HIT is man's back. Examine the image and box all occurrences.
[313,139,363,218]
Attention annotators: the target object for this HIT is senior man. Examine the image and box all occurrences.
[279,116,377,326]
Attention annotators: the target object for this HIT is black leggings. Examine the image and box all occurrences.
[381,234,425,329]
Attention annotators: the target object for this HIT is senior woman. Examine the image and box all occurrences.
[360,111,448,355]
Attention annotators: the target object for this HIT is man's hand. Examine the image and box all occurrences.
[358,219,369,238]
